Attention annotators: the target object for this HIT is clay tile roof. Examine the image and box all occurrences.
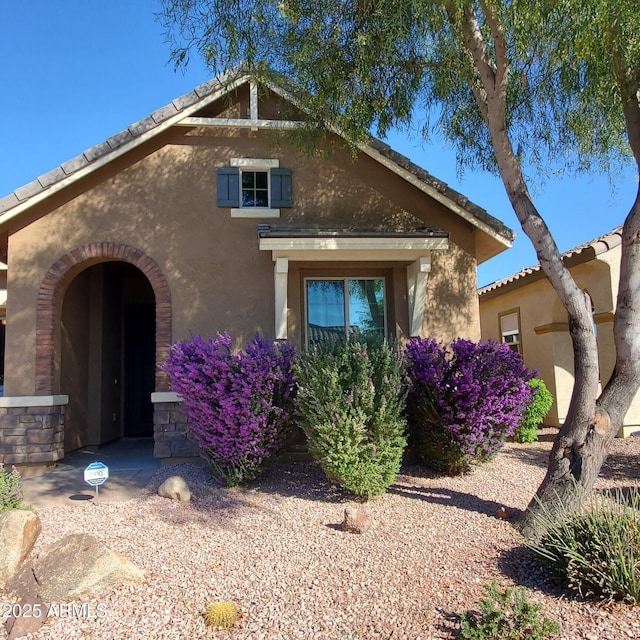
[478,226,623,295]
[368,139,515,244]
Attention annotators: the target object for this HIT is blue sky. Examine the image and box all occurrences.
[1,1,637,287]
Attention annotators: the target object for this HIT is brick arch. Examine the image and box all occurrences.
[36,242,172,394]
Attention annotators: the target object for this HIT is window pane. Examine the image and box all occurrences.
[348,279,385,338]
[242,190,255,207]
[255,189,268,207]
[242,172,255,188]
[306,281,345,344]
[255,172,268,189]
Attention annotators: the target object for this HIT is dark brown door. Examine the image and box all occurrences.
[123,303,155,437]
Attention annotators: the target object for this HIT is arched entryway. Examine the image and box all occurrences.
[61,262,154,451]
[36,243,172,453]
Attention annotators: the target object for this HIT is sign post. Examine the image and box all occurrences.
[83,461,109,504]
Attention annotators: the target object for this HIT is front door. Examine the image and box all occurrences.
[123,303,155,437]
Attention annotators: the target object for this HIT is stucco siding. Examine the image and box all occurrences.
[6,130,480,396]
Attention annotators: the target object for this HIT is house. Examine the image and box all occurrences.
[0,72,514,470]
[478,226,639,437]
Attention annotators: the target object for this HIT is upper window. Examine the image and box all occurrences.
[305,278,386,346]
[241,170,269,207]
[499,310,521,353]
[216,158,292,218]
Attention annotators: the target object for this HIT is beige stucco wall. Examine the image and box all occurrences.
[5,126,481,397]
[479,246,640,435]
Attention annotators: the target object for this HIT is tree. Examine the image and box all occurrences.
[159,0,640,538]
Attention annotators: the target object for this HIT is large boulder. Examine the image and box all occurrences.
[158,475,191,502]
[7,533,144,601]
[0,510,42,588]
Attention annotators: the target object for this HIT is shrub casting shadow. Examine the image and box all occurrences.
[243,459,352,503]
[388,483,513,518]
[497,444,551,470]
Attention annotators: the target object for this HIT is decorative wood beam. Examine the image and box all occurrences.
[250,81,259,131]
[175,117,302,129]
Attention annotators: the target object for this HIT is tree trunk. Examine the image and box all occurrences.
[490,130,606,540]
[518,78,640,539]
[458,6,640,539]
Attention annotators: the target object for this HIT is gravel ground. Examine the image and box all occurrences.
[2,437,640,640]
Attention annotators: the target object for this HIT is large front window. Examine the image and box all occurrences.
[305,278,385,345]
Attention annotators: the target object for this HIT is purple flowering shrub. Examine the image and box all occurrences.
[0,462,24,512]
[295,337,407,499]
[405,338,533,475]
[163,333,296,485]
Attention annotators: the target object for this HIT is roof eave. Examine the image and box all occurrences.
[0,71,251,227]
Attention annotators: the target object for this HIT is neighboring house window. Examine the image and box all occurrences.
[500,310,521,353]
[305,278,386,346]
[216,158,292,218]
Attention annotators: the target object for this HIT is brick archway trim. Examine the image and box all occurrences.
[36,242,172,394]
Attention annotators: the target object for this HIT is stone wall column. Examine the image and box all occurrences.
[151,392,199,461]
[0,395,68,470]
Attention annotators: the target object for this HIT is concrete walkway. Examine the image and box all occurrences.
[20,438,161,508]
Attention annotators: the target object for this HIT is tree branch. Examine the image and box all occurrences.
[479,0,509,101]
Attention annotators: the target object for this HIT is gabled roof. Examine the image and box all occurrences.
[478,226,623,297]
[0,71,514,254]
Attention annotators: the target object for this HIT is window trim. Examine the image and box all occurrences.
[498,308,522,354]
[229,158,281,218]
[304,276,387,347]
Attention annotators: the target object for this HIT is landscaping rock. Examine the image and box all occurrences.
[0,510,42,588]
[158,475,191,502]
[342,506,372,534]
[4,596,48,640]
[7,533,145,601]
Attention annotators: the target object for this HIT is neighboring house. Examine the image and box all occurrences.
[0,72,514,470]
[0,262,6,394]
[479,226,639,437]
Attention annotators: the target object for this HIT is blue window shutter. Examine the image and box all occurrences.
[270,168,292,207]
[217,167,239,207]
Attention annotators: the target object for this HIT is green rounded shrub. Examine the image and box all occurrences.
[514,378,553,443]
[294,337,406,499]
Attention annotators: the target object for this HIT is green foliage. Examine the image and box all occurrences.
[527,488,640,604]
[514,378,553,443]
[294,337,406,499]
[158,0,636,175]
[202,601,241,628]
[0,462,24,512]
[459,581,560,640]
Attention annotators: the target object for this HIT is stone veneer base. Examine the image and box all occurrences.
[152,396,200,460]
[0,396,68,467]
